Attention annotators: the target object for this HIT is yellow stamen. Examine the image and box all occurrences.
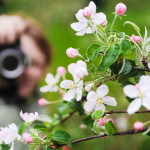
[97,98,103,105]
[138,91,144,98]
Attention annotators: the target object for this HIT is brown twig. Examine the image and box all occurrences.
[54,127,149,149]
[132,66,150,72]
[102,110,150,117]
[60,110,76,124]
[141,56,149,69]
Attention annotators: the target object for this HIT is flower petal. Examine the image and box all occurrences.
[123,85,139,98]
[95,103,105,112]
[76,80,83,101]
[49,85,59,92]
[84,101,96,112]
[71,22,86,32]
[127,98,142,114]
[45,73,56,85]
[63,89,76,101]
[92,13,106,25]
[89,1,96,14]
[87,91,98,102]
[102,96,117,106]
[76,9,86,22]
[76,27,86,36]
[40,85,50,93]
[142,96,150,110]
[60,80,74,89]
[97,84,109,98]
[139,75,150,93]
[86,26,95,33]
[68,63,78,75]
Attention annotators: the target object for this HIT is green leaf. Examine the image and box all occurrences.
[110,60,122,74]
[121,59,132,75]
[91,110,104,120]
[18,121,26,135]
[52,130,72,147]
[72,100,84,116]
[1,145,10,150]
[87,44,101,63]
[120,39,132,57]
[42,145,54,150]
[104,122,113,136]
[98,44,121,71]
[97,25,104,33]
[108,120,118,132]
[124,21,140,33]
[82,115,94,127]
[34,124,47,134]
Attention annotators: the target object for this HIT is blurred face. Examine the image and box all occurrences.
[17,34,46,98]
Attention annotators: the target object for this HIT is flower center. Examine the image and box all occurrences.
[69,83,75,89]
[97,98,103,105]
[138,91,144,98]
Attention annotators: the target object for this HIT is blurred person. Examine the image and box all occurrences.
[0,15,52,127]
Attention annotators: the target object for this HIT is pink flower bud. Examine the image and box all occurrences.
[83,7,91,17]
[85,83,93,92]
[115,3,127,16]
[38,98,48,106]
[66,47,79,58]
[99,118,107,126]
[103,136,108,139]
[101,19,108,26]
[133,121,144,130]
[22,133,33,143]
[57,67,66,75]
[130,34,141,44]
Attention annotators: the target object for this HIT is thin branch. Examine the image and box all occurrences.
[60,110,76,124]
[132,66,150,72]
[54,127,149,149]
[103,110,150,117]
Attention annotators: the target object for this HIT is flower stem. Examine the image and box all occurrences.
[110,15,117,35]
[144,120,150,126]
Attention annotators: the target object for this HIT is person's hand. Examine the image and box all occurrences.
[0,15,25,44]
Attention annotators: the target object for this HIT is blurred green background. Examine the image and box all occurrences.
[1,0,150,149]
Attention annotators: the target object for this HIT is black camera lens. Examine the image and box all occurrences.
[3,55,19,71]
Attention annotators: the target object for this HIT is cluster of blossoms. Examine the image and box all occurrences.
[0,111,38,149]
[0,123,21,150]
[71,1,107,36]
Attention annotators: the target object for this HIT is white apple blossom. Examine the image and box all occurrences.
[123,75,150,115]
[84,84,117,112]
[68,60,88,82]
[40,73,59,93]
[60,79,83,101]
[20,111,38,122]
[71,1,106,36]
[0,123,21,150]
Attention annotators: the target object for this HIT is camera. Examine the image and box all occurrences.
[0,40,30,79]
